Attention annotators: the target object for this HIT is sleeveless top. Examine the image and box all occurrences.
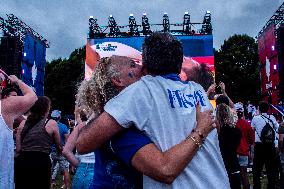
[21,118,53,154]
[0,100,14,189]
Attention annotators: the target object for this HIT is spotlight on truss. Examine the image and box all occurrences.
[142,13,151,35]
[201,11,212,34]
[162,12,170,32]
[183,11,190,34]
[108,15,120,36]
[129,13,139,36]
[89,17,102,38]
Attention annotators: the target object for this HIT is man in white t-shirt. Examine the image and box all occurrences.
[77,32,230,188]
[251,101,279,189]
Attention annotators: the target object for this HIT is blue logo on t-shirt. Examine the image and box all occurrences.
[167,89,206,108]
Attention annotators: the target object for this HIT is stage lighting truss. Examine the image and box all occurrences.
[200,11,212,35]
[183,12,191,34]
[142,13,151,35]
[88,12,213,38]
[162,13,170,32]
[0,17,4,30]
[257,2,284,39]
[108,15,121,37]
[89,17,102,38]
[129,14,139,36]
[0,14,50,48]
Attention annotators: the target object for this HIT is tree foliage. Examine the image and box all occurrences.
[44,47,85,115]
[215,34,260,103]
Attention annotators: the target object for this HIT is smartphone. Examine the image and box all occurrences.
[215,85,222,94]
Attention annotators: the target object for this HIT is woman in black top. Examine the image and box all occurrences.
[216,103,242,189]
[15,96,61,189]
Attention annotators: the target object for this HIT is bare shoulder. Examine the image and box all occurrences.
[47,119,57,128]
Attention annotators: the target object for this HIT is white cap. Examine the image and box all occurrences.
[90,16,94,19]
[206,10,210,14]
[185,11,189,15]
[129,13,134,17]
[51,110,61,118]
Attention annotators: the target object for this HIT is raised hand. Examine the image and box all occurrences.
[219,81,225,93]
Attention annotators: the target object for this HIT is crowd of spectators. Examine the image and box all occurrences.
[0,32,283,189]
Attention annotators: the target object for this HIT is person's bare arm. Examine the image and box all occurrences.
[76,112,124,154]
[207,83,216,97]
[50,120,62,154]
[64,133,70,144]
[15,120,25,154]
[63,126,80,167]
[219,82,234,108]
[5,75,37,117]
[74,105,83,125]
[131,105,215,184]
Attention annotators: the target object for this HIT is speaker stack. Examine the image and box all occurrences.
[0,36,22,77]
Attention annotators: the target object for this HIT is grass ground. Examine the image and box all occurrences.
[54,172,272,189]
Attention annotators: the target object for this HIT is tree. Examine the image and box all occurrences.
[215,34,260,103]
[44,47,85,115]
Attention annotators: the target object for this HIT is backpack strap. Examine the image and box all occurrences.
[260,115,278,142]
[260,115,276,131]
[253,115,274,142]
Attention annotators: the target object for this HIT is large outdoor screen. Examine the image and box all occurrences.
[85,35,214,80]
[22,32,46,96]
[258,24,278,104]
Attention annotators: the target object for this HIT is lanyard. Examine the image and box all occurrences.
[161,73,187,84]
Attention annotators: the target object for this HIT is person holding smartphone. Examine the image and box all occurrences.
[0,75,37,189]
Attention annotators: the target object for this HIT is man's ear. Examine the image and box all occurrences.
[111,77,124,87]
[142,66,148,75]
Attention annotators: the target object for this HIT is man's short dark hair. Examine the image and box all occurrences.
[216,95,229,106]
[237,111,244,119]
[1,87,18,99]
[259,101,269,113]
[142,32,183,75]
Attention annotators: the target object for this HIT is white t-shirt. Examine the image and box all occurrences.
[76,152,95,164]
[0,101,14,189]
[251,113,279,147]
[105,75,230,189]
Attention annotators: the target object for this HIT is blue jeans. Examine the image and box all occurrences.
[72,163,94,189]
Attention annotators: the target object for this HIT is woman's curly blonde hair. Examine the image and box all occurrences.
[76,57,120,118]
[216,103,235,128]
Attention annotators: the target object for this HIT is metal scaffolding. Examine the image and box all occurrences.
[257,2,284,38]
[88,11,212,38]
[0,14,50,48]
